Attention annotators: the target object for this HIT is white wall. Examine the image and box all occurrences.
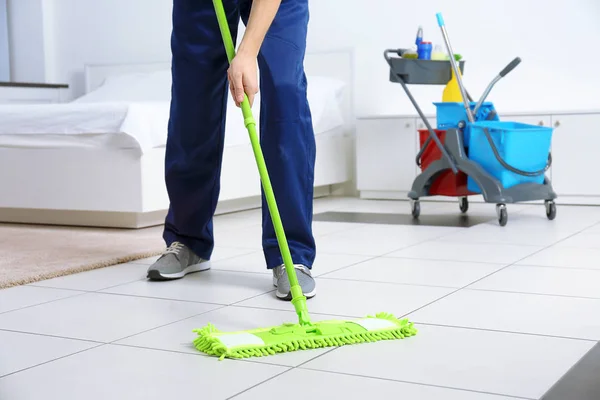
[6,0,48,82]
[45,0,172,96]
[8,0,600,115]
[0,0,9,81]
[306,0,600,116]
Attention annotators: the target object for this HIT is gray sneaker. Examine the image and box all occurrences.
[147,241,209,281]
[272,264,316,300]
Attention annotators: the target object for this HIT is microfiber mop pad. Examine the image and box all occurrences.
[194,313,417,360]
[192,0,417,361]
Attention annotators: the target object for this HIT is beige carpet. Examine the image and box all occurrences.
[0,223,165,289]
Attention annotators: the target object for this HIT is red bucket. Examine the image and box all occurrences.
[418,129,473,197]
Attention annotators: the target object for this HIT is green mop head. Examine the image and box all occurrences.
[193,312,417,360]
[195,0,417,361]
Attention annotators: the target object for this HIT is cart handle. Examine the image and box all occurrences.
[499,57,521,77]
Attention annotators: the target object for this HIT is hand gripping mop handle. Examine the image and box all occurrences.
[212,0,311,326]
[436,13,473,123]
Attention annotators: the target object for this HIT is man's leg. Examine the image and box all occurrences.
[241,0,317,298]
[149,0,241,280]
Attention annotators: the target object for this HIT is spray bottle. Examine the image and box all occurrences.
[415,26,423,46]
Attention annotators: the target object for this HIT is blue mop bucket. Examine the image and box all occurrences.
[433,102,499,147]
[467,121,553,193]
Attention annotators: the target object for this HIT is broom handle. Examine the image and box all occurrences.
[212,0,311,326]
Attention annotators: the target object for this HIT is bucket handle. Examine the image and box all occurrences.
[483,127,552,177]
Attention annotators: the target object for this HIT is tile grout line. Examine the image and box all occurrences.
[225,369,293,400]
[313,227,471,281]
[230,303,600,344]
[81,290,229,307]
[0,328,106,344]
[315,275,461,290]
[503,263,600,272]
[459,220,600,291]
[465,286,600,302]
[295,366,534,400]
[108,341,293,369]
[0,343,107,380]
[411,322,598,343]
[0,290,88,316]
[397,220,598,321]
[106,304,229,346]
[226,345,345,399]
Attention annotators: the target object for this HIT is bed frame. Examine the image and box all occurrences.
[0,48,355,228]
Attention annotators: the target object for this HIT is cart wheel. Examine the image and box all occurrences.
[411,200,421,219]
[545,201,557,220]
[496,204,508,226]
[459,197,469,213]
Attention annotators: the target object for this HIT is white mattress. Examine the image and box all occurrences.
[0,75,347,153]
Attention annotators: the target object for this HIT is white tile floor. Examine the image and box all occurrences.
[1,197,600,399]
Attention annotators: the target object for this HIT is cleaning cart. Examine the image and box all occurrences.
[384,13,556,226]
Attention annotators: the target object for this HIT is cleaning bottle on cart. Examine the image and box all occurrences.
[415,26,423,46]
[431,44,446,60]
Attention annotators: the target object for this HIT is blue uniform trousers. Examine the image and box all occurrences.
[163,0,316,269]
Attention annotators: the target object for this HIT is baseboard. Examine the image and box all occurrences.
[0,208,168,229]
[0,186,335,229]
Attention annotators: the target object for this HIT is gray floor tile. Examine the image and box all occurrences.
[5,197,600,400]
[583,223,600,234]
[432,201,530,216]
[314,224,456,256]
[328,198,428,214]
[322,257,504,288]
[213,225,264,249]
[311,220,362,236]
[470,265,600,299]
[313,211,493,227]
[30,262,149,291]
[516,246,600,269]
[233,368,520,400]
[409,289,600,340]
[0,286,83,314]
[0,330,98,377]
[435,221,576,246]
[0,344,288,400]
[553,232,600,250]
[541,342,600,400]
[236,277,453,318]
[0,292,218,342]
[213,209,261,231]
[301,324,594,399]
[116,306,337,367]
[388,241,542,264]
[100,270,275,305]
[209,251,372,277]
[516,205,600,227]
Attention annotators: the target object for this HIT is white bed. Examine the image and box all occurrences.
[0,49,355,228]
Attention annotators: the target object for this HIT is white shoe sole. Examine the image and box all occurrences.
[273,275,316,300]
[150,262,210,280]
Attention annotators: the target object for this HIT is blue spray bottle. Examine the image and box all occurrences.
[415,26,423,46]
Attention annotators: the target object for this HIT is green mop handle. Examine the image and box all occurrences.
[212,0,311,326]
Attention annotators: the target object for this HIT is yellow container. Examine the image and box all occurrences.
[442,69,463,102]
